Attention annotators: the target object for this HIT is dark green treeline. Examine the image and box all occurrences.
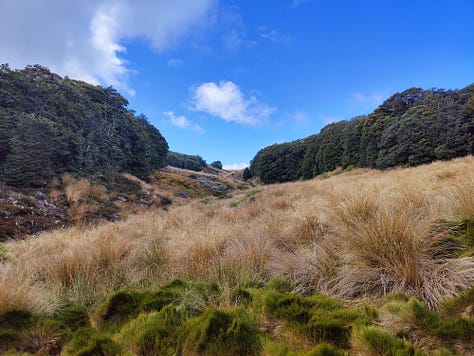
[250,85,474,184]
[0,65,168,187]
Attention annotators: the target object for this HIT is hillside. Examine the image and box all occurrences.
[250,85,474,183]
[0,64,168,187]
[0,157,473,354]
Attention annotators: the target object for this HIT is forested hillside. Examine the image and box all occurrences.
[251,85,474,183]
[0,64,168,187]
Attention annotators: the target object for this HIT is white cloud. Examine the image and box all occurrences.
[291,0,310,9]
[257,26,289,43]
[290,110,310,125]
[164,111,204,134]
[0,0,216,94]
[190,81,276,125]
[223,163,249,170]
[167,58,184,67]
[351,91,386,106]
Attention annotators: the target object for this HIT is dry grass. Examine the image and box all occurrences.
[2,156,474,313]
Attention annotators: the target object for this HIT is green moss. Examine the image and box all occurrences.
[95,290,146,326]
[54,305,90,331]
[306,342,346,356]
[305,312,351,348]
[64,327,122,356]
[0,309,36,330]
[358,325,424,355]
[404,298,440,330]
[264,292,341,324]
[440,286,474,317]
[0,329,23,353]
[184,307,261,356]
[231,288,254,305]
[117,306,187,355]
[265,277,292,293]
[436,318,474,343]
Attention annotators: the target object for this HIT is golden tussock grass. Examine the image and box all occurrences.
[1,156,474,313]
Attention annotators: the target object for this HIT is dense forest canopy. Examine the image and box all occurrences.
[165,151,207,171]
[0,64,168,187]
[250,85,474,184]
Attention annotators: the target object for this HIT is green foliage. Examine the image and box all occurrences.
[306,342,346,356]
[64,327,122,356]
[117,306,186,355]
[210,160,223,169]
[262,292,374,349]
[95,279,219,329]
[54,305,90,331]
[243,167,253,181]
[251,84,474,183]
[183,307,262,356]
[440,286,474,317]
[357,325,423,355]
[0,310,36,330]
[397,297,474,344]
[165,151,207,171]
[0,65,168,187]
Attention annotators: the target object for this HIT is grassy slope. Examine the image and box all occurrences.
[1,157,474,354]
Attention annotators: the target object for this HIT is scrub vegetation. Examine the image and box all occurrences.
[1,156,474,354]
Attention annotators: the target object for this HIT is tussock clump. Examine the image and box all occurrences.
[2,156,474,317]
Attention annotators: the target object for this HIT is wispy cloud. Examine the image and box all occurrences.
[223,162,249,170]
[291,0,310,9]
[164,111,204,134]
[257,26,290,43]
[290,110,310,125]
[189,81,276,125]
[351,91,387,106]
[167,58,184,67]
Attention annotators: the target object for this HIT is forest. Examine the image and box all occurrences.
[250,85,474,183]
[0,64,168,187]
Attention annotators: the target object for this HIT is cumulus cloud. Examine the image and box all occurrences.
[0,0,216,95]
[164,111,204,134]
[223,163,249,170]
[190,81,275,125]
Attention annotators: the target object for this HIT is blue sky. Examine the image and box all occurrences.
[1,0,473,168]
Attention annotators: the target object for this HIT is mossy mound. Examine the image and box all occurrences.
[183,307,261,356]
[0,310,36,330]
[54,305,90,331]
[262,291,373,348]
[117,306,186,355]
[306,342,346,356]
[64,327,121,356]
[357,325,423,355]
[94,279,218,329]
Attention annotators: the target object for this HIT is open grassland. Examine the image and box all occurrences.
[1,157,474,354]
